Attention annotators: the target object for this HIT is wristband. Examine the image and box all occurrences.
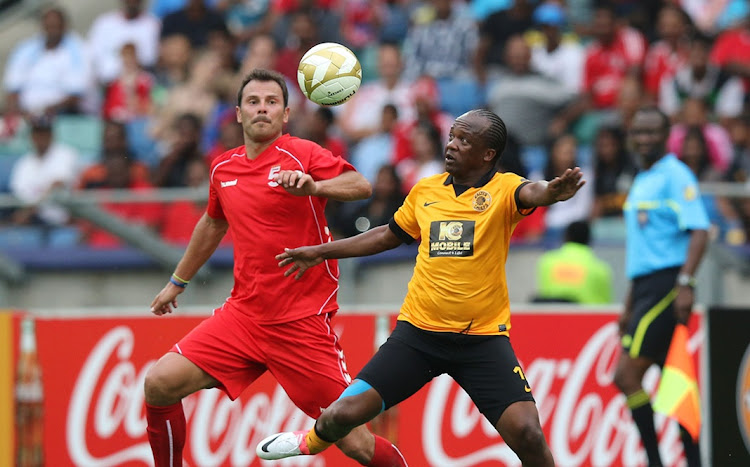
[170,276,188,288]
[172,273,190,284]
[676,273,696,288]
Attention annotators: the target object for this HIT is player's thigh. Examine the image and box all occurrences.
[448,335,534,427]
[145,352,218,402]
[356,321,440,411]
[173,309,268,400]
[264,313,357,418]
[623,268,679,365]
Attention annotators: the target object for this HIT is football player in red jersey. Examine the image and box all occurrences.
[144,69,407,467]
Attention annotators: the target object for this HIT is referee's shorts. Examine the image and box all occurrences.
[621,266,681,366]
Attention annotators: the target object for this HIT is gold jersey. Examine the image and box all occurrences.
[391,170,532,335]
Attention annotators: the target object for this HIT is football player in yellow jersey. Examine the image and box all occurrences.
[257,109,585,466]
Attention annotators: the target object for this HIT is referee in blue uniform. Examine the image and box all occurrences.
[614,107,709,467]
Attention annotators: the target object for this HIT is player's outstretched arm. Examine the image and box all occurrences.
[277,224,403,279]
[519,167,586,207]
[150,213,229,315]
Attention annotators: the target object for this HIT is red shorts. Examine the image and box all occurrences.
[171,307,351,418]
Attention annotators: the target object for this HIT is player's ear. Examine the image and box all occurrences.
[236,106,242,124]
[283,107,290,124]
[483,148,496,163]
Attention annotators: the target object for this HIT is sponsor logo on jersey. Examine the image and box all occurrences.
[473,190,491,212]
[429,220,475,257]
[221,179,238,188]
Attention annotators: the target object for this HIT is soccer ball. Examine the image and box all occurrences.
[297,42,362,106]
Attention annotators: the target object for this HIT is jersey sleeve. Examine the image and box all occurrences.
[392,184,420,241]
[307,142,356,180]
[669,167,710,231]
[206,164,225,220]
[508,175,535,222]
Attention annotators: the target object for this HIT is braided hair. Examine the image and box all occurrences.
[465,109,507,162]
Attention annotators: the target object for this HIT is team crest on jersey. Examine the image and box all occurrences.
[429,220,475,257]
[473,190,491,212]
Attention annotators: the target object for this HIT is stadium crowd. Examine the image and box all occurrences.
[1,0,749,249]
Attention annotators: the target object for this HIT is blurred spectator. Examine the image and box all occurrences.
[680,126,747,243]
[681,0,748,35]
[206,111,244,163]
[643,3,691,100]
[396,121,444,194]
[222,0,274,43]
[668,97,733,172]
[78,148,162,248]
[270,0,342,46]
[536,134,593,241]
[155,113,207,187]
[102,43,154,122]
[402,0,479,82]
[275,11,320,85]
[391,76,453,165]
[3,6,90,117]
[151,53,220,144]
[8,116,79,226]
[101,119,132,155]
[152,35,193,93]
[591,126,637,219]
[160,0,229,48]
[710,5,750,98]
[301,107,348,159]
[529,2,585,93]
[600,75,647,136]
[161,158,233,245]
[550,4,646,138]
[338,42,414,143]
[488,35,575,148]
[342,0,377,51]
[350,103,399,184]
[373,0,411,44]
[88,0,160,84]
[475,0,534,82]
[660,33,745,124]
[534,220,613,304]
[330,164,404,238]
[724,114,750,242]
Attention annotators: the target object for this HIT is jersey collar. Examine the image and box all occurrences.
[443,167,498,188]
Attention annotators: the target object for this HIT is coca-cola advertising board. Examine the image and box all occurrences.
[34,310,703,466]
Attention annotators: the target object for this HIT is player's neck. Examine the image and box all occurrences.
[244,134,282,159]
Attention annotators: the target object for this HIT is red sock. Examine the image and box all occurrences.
[146,402,186,467]
[368,435,408,467]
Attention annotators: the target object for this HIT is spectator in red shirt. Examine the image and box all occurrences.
[643,4,691,101]
[549,4,645,139]
[103,43,154,122]
[710,13,750,98]
[77,149,162,249]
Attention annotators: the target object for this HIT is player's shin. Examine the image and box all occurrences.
[146,402,186,467]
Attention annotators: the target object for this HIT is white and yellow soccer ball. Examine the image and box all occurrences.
[297,42,362,106]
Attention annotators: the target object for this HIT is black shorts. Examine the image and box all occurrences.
[622,266,680,366]
[356,320,535,427]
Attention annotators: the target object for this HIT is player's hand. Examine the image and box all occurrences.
[150,283,184,316]
[276,246,324,280]
[547,167,585,202]
[275,170,318,197]
[673,286,694,325]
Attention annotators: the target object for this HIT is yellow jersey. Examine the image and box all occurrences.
[391,169,532,335]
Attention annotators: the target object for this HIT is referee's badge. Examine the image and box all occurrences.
[473,190,492,211]
[684,185,697,201]
[638,210,648,225]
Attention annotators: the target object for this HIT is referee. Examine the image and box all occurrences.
[614,107,709,467]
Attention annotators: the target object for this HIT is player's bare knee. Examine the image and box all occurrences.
[326,398,374,430]
[144,365,179,405]
[613,366,637,393]
[515,422,547,454]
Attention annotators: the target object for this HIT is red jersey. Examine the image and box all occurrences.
[583,27,645,108]
[643,40,688,97]
[710,28,750,91]
[207,134,356,324]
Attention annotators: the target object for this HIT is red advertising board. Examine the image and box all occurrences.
[34,310,703,466]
